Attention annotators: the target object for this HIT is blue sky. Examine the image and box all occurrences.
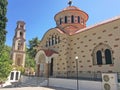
[6,0,120,46]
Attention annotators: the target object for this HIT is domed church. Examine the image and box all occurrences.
[35,1,120,78]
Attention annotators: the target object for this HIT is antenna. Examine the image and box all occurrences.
[68,0,72,6]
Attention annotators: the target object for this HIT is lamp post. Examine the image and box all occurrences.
[47,60,49,87]
[75,56,79,90]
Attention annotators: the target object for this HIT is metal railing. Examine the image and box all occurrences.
[50,71,120,82]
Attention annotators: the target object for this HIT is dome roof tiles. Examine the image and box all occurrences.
[62,6,81,11]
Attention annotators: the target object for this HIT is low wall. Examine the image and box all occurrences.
[49,78,102,90]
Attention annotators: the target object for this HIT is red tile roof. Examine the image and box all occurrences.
[42,49,58,57]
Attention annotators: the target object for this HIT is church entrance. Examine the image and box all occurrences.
[50,58,53,76]
[35,49,58,78]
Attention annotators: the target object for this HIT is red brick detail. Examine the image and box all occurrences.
[108,70,113,73]
[97,37,101,39]
[104,41,108,43]
[114,45,118,47]
[102,30,106,32]
[109,64,114,67]
[108,34,113,36]
[87,60,90,62]
[85,45,88,47]
[79,61,82,63]
[98,65,102,67]
[92,33,96,35]
[114,26,118,29]
[97,71,101,73]
[89,39,92,41]
[115,38,120,41]
[80,65,83,68]
[89,65,92,67]
[81,50,84,53]
[93,43,96,45]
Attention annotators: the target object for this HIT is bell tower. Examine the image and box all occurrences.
[11,21,26,67]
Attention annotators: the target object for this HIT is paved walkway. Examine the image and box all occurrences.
[0,87,74,90]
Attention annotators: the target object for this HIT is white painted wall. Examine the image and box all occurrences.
[49,78,102,90]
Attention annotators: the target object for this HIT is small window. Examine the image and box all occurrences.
[58,36,60,43]
[20,25,23,28]
[20,32,23,37]
[10,72,14,80]
[60,18,62,25]
[71,15,74,23]
[78,16,80,23]
[16,72,19,80]
[65,16,67,23]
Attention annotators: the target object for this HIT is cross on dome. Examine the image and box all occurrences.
[68,0,72,6]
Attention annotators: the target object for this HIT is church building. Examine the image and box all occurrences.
[35,2,120,78]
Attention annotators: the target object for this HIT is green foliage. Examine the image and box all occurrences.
[27,37,40,58]
[25,50,35,68]
[25,37,40,69]
[12,65,25,75]
[0,0,8,53]
[0,45,12,82]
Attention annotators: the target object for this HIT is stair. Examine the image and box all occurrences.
[18,75,47,87]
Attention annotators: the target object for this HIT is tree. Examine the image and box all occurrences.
[0,0,8,54]
[25,49,35,68]
[25,37,40,69]
[27,37,40,58]
[0,45,12,82]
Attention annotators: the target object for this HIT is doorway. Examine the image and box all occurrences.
[50,58,53,76]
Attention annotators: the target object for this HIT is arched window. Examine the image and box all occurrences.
[71,15,74,23]
[60,18,62,25]
[18,41,23,50]
[58,36,60,43]
[20,25,23,29]
[49,38,51,46]
[65,16,67,23]
[20,32,23,37]
[46,35,61,47]
[46,41,48,47]
[55,35,57,44]
[105,49,112,64]
[96,50,102,65]
[78,16,80,23]
[93,43,113,65]
[52,35,54,45]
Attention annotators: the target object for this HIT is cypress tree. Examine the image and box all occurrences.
[0,0,8,54]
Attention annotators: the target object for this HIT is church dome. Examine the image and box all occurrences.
[54,5,89,35]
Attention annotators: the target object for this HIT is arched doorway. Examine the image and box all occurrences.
[35,49,58,77]
[35,52,46,77]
